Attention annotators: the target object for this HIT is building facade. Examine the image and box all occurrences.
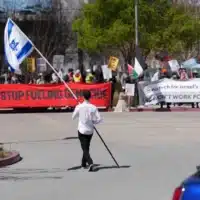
[0,0,92,72]
[172,0,200,6]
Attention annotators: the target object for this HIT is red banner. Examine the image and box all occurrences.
[0,83,111,108]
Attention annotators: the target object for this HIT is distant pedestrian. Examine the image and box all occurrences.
[72,90,102,171]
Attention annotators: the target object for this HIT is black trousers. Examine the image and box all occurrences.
[78,131,93,166]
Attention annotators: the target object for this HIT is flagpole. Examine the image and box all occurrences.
[134,0,140,109]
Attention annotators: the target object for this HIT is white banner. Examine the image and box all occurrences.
[139,78,200,105]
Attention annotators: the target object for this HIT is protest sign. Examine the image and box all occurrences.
[125,84,135,96]
[53,55,64,70]
[108,56,119,71]
[182,58,197,68]
[27,57,36,72]
[168,60,180,72]
[138,78,200,105]
[36,58,47,72]
[101,65,112,80]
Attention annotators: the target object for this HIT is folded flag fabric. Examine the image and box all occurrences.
[4,18,34,71]
[128,64,133,75]
[133,57,143,79]
[128,57,143,79]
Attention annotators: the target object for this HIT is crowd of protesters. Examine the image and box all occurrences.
[0,66,117,108]
[1,53,200,109]
[117,53,200,109]
[0,66,107,84]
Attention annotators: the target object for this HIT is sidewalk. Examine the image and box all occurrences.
[129,105,200,112]
[0,106,199,113]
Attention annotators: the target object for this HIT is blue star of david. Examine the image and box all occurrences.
[9,39,19,51]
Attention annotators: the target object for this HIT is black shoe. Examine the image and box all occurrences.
[88,164,94,172]
[81,164,87,169]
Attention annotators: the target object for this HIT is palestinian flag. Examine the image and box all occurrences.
[128,57,143,79]
[128,64,134,74]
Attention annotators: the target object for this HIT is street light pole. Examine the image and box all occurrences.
[134,0,140,108]
[135,0,138,46]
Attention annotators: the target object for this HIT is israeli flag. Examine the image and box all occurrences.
[4,18,34,71]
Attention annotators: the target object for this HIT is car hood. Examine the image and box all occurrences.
[183,175,200,186]
[181,173,200,200]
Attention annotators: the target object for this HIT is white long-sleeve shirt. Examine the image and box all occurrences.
[72,101,102,135]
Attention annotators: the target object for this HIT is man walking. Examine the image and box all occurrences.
[72,90,102,171]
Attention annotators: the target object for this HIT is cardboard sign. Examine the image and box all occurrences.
[53,55,64,70]
[125,84,135,96]
[37,58,47,72]
[168,60,180,72]
[101,65,112,80]
[27,58,36,72]
[108,56,119,71]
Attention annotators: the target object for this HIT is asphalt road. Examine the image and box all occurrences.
[0,112,200,200]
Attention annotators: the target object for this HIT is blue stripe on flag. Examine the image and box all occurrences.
[7,20,14,39]
[8,66,15,72]
[16,41,33,61]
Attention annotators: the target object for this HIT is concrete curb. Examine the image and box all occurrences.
[129,107,200,112]
[108,107,200,112]
[0,107,199,113]
[0,151,21,167]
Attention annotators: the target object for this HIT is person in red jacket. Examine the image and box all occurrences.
[66,68,74,82]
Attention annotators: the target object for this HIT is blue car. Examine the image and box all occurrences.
[172,166,200,200]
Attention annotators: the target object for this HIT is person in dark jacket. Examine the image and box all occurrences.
[109,73,117,108]
[93,65,104,83]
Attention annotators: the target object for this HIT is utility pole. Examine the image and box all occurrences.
[134,0,139,107]
[135,0,139,46]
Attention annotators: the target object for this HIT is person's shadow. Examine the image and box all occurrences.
[67,164,131,172]
[92,165,130,172]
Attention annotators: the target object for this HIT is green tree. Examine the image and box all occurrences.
[73,0,200,63]
[150,4,200,59]
[73,0,135,63]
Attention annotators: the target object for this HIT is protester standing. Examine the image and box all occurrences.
[66,68,74,82]
[72,90,102,171]
[11,73,19,84]
[191,69,199,108]
[73,69,83,83]
[85,69,94,83]
[179,68,188,80]
[93,65,104,83]
[58,68,65,83]
[109,72,117,108]
[51,70,59,83]
[36,73,45,84]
